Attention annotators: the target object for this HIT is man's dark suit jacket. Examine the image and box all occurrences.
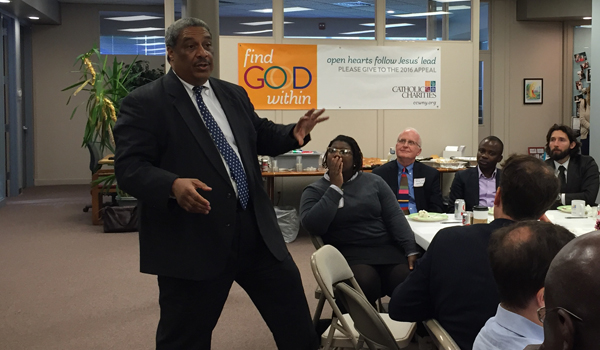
[113,70,306,281]
[372,160,444,213]
[448,167,502,212]
[389,219,513,350]
[545,155,599,209]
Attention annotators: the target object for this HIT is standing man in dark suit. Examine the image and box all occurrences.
[373,128,444,214]
[545,124,599,209]
[113,18,327,350]
[448,136,504,212]
[388,155,559,350]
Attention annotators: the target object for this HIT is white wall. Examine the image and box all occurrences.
[491,0,564,155]
[32,3,164,185]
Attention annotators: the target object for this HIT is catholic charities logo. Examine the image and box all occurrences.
[391,80,437,98]
[425,81,436,92]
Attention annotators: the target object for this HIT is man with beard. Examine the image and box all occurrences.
[544,124,599,209]
[448,136,503,212]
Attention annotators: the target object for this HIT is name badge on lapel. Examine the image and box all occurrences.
[414,178,426,187]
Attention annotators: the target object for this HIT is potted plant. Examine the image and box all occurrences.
[63,47,164,200]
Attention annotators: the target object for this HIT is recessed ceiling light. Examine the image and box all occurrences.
[106,15,162,21]
[583,17,592,20]
[135,43,165,46]
[240,21,293,26]
[394,11,451,17]
[129,36,164,40]
[340,29,375,35]
[436,5,470,10]
[29,16,39,20]
[360,22,415,28]
[118,27,164,32]
[250,7,312,13]
[387,10,395,14]
[333,1,373,8]
[233,29,273,35]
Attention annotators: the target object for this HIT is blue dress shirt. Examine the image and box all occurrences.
[397,161,417,214]
[473,305,543,350]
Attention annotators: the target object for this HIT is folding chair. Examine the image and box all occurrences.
[309,233,385,328]
[310,245,416,350]
[335,283,416,350]
[422,319,461,350]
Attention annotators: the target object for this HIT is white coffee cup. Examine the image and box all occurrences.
[572,199,586,217]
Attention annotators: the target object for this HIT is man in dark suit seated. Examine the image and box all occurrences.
[372,128,444,214]
[525,231,600,350]
[448,136,504,212]
[113,18,327,349]
[388,155,559,350]
[545,124,599,209]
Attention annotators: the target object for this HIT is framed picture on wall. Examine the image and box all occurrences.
[524,78,543,104]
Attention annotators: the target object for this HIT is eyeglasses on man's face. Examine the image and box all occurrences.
[327,147,352,156]
[397,138,421,148]
[537,306,583,323]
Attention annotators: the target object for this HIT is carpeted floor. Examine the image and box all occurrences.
[0,185,323,350]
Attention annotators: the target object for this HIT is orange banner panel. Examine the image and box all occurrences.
[238,44,317,110]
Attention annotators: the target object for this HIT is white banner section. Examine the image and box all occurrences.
[317,46,441,109]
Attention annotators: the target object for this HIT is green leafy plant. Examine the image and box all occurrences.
[63,47,163,196]
[62,46,141,155]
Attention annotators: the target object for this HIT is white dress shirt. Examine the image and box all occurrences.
[175,74,244,196]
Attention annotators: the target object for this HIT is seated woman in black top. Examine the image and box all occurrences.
[300,135,418,305]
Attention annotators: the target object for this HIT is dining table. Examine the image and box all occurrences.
[408,209,597,250]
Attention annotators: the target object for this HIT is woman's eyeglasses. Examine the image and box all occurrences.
[327,147,352,156]
[537,306,583,323]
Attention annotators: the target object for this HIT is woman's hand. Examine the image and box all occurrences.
[328,156,344,188]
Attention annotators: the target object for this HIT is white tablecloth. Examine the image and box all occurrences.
[408,210,597,250]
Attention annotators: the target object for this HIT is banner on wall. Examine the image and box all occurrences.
[237,44,440,110]
[238,43,317,110]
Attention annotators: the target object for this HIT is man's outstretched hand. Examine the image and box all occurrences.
[293,108,329,146]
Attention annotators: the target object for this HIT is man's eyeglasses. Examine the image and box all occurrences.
[537,306,583,323]
[327,147,353,156]
[397,139,421,148]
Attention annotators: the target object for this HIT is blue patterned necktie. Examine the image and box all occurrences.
[193,86,249,209]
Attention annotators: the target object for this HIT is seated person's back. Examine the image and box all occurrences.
[473,221,574,350]
[388,155,560,350]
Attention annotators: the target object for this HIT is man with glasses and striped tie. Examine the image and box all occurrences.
[373,127,444,214]
[524,231,600,350]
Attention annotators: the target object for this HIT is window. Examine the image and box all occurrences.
[99,11,166,55]
[385,0,471,41]
[480,1,489,50]
[219,0,274,37]
[283,0,375,39]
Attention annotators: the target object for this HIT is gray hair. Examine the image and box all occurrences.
[165,17,211,48]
